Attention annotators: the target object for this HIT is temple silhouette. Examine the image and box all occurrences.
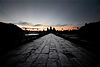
[47,26,56,32]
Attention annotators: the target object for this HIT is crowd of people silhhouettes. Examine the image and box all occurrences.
[0,21,100,53]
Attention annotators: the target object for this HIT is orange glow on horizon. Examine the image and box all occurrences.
[55,25,78,31]
[18,24,78,31]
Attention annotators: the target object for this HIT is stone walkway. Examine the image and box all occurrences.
[1,33,97,67]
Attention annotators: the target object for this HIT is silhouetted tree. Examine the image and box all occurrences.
[79,21,100,42]
[0,22,24,49]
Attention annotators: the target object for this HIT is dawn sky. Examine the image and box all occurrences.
[0,0,100,31]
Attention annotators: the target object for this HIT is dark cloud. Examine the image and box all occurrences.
[0,0,98,1]
[34,24,42,26]
[96,10,100,13]
[16,22,30,25]
[72,26,77,28]
[15,22,43,27]
[22,27,39,29]
[55,24,67,27]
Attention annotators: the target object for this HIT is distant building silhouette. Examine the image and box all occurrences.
[47,28,49,31]
[50,26,52,31]
[53,27,56,31]
[47,26,56,32]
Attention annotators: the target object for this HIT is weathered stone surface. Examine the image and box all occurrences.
[1,33,97,67]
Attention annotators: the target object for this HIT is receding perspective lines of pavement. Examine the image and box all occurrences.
[1,33,97,67]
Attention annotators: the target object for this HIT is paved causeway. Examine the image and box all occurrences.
[1,34,97,67]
